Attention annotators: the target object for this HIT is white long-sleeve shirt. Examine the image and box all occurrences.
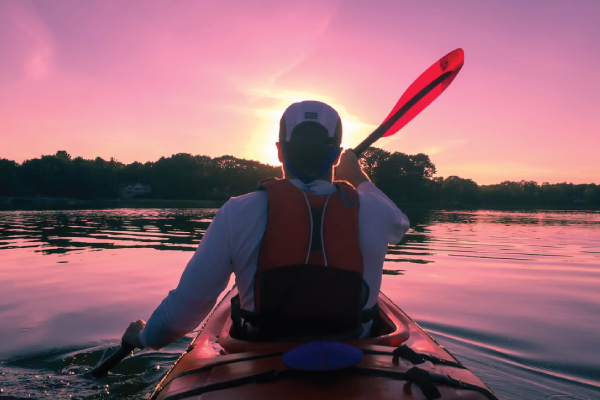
[140,179,410,349]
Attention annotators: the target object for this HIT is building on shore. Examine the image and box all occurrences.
[118,183,151,198]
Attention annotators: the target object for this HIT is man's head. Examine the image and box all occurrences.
[276,101,343,183]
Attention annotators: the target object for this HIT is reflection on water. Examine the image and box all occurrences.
[1,209,599,399]
[0,209,216,254]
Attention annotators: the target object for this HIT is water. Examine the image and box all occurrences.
[0,209,599,399]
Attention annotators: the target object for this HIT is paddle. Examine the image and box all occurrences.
[353,48,464,156]
[91,342,135,378]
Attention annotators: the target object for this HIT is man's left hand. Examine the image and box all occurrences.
[122,319,146,349]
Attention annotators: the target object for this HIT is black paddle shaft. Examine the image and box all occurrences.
[352,71,452,156]
[91,342,136,378]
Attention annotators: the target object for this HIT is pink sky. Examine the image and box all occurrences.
[1,0,599,184]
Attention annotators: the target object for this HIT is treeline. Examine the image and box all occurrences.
[1,149,599,207]
[359,148,600,207]
[0,151,281,199]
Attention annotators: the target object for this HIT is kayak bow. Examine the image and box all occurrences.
[150,288,497,400]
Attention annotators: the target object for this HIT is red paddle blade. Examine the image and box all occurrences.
[382,48,464,137]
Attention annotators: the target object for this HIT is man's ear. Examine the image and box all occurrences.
[276,142,284,163]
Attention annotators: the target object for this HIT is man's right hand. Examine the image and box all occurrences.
[335,149,370,188]
[122,319,146,349]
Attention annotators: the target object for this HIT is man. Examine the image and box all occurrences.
[123,100,410,348]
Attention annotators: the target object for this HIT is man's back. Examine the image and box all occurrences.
[138,178,409,349]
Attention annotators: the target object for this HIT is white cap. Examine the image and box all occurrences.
[279,101,342,145]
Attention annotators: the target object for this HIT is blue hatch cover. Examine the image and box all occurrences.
[282,341,363,371]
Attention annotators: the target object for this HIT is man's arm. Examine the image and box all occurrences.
[122,205,233,350]
[335,149,410,244]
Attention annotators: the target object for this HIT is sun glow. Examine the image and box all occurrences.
[248,107,284,166]
[244,88,378,165]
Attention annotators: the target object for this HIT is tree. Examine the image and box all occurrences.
[359,147,437,202]
[359,147,390,178]
[55,150,72,161]
[441,176,479,205]
[19,154,73,196]
[0,158,20,195]
[584,184,600,206]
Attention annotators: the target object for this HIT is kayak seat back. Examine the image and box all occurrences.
[219,293,410,354]
[233,265,371,342]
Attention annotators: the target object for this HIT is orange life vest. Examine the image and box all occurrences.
[231,178,375,341]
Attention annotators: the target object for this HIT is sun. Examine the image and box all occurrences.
[243,89,378,165]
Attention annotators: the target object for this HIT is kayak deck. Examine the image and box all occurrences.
[151,288,496,400]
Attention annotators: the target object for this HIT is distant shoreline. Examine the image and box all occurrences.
[4,150,599,211]
[0,197,226,211]
[1,196,598,212]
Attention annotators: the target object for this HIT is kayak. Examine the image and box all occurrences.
[150,288,497,400]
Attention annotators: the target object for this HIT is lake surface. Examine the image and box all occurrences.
[0,208,599,399]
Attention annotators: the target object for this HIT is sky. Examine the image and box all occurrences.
[1,0,599,185]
